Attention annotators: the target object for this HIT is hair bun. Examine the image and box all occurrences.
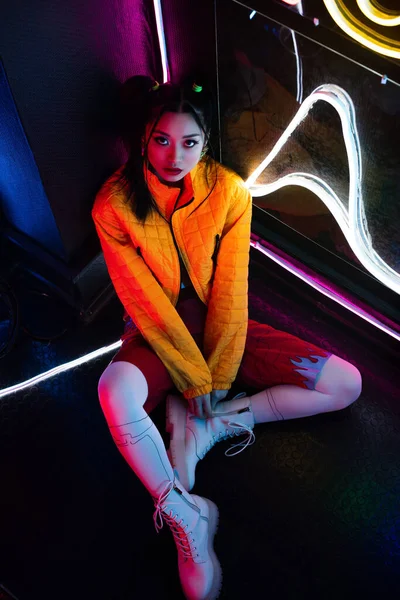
[120,75,156,106]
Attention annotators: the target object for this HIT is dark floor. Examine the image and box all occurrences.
[0,251,400,600]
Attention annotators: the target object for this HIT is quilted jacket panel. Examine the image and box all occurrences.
[92,158,252,399]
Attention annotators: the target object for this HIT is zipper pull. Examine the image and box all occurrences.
[211,234,220,263]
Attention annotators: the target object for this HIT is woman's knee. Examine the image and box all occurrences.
[316,354,362,411]
[98,360,149,423]
[336,363,362,410]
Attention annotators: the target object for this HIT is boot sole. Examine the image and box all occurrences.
[166,394,192,491]
[202,498,223,600]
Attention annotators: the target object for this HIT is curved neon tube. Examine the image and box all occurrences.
[356,0,400,27]
[245,83,400,295]
[323,0,400,58]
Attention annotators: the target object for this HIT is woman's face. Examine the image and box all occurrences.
[145,112,206,185]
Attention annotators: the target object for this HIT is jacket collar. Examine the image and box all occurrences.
[144,161,200,212]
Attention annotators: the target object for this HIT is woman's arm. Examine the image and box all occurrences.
[203,181,252,391]
[92,200,213,400]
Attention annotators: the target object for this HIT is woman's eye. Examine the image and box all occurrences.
[185,140,199,148]
[154,136,168,145]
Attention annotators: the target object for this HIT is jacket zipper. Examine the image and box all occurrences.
[139,196,200,300]
[170,197,195,294]
[169,225,182,291]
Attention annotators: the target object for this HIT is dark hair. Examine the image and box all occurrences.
[116,75,217,222]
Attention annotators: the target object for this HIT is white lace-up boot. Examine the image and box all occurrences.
[153,478,222,600]
[167,393,255,491]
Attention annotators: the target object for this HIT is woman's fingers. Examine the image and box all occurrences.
[188,394,212,419]
[197,400,205,420]
[203,395,213,419]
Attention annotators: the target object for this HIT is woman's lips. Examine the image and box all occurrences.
[164,168,182,175]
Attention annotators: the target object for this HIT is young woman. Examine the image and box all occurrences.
[92,75,362,600]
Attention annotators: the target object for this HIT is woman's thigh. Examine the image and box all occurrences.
[236,320,332,391]
[112,289,207,412]
[111,335,176,413]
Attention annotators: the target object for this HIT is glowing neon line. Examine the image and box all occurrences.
[245,83,400,296]
[323,0,400,59]
[153,0,170,82]
[295,2,304,104]
[251,240,400,342]
[250,10,256,20]
[356,1,400,27]
[0,341,121,399]
[291,28,303,103]
[287,1,303,103]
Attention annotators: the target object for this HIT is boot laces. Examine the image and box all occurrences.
[153,480,198,560]
[224,422,255,457]
[201,392,255,458]
[201,420,255,458]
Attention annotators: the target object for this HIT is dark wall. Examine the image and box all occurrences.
[0,0,160,262]
[162,0,216,84]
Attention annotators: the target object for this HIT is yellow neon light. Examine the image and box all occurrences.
[323,0,400,58]
[356,1,400,27]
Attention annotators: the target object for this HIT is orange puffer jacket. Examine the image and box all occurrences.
[92,158,252,400]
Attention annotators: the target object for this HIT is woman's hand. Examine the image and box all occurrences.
[188,389,229,419]
[211,389,229,410]
[188,393,212,419]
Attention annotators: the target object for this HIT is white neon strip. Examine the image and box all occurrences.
[250,10,256,20]
[153,0,170,82]
[323,0,400,59]
[290,0,304,103]
[0,340,121,399]
[245,83,400,295]
[291,30,303,103]
[295,1,304,103]
[356,0,400,27]
[251,240,400,342]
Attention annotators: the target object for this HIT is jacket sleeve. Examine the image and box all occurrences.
[203,180,252,391]
[92,199,213,400]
